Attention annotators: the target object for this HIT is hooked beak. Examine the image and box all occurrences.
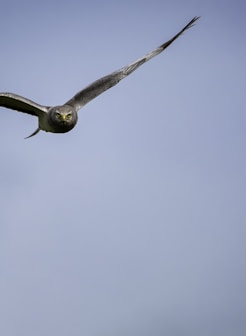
[61,114,67,122]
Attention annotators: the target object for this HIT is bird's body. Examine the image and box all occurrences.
[0,16,199,138]
[45,105,78,134]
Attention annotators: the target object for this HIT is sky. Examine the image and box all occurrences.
[0,0,245,335]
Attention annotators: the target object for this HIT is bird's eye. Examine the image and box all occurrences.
[66,113,72,120]
[55,112,61,119]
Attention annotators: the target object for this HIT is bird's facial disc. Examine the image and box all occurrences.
[48,105,78,133]
[55,111,73,123]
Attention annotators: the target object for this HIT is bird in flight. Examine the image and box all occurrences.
[0,16,199,138]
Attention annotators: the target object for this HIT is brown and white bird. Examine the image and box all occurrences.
[0,16,199,138]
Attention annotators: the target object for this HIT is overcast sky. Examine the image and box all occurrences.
[0,1,245,335]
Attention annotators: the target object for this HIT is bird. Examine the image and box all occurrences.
[0,16,199,138]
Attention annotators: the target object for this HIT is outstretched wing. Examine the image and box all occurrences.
[66,16,199,112]
[0,92,49,116]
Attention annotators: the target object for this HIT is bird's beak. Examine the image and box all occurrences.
[61,114,67,122]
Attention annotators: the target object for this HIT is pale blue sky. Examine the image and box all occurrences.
[0,1,245,335]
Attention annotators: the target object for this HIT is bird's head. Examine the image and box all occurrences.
[47,105,78,133]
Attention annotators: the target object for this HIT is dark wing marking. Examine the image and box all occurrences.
[24,127,40,139]
[66,16,199,112]
[0,92,49,116]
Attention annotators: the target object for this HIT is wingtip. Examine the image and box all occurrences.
[24,128,40,139]
[181,16,200,33]
[190,16,201,26]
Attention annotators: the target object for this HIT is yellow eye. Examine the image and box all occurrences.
[66,113,72,120]
[55,112,61,119]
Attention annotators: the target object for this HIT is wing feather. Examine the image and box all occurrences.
[66,16,200,112]
[0,92,49,116]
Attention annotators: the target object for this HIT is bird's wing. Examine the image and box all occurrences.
[0,92,50,116]
[66,16,199,112]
